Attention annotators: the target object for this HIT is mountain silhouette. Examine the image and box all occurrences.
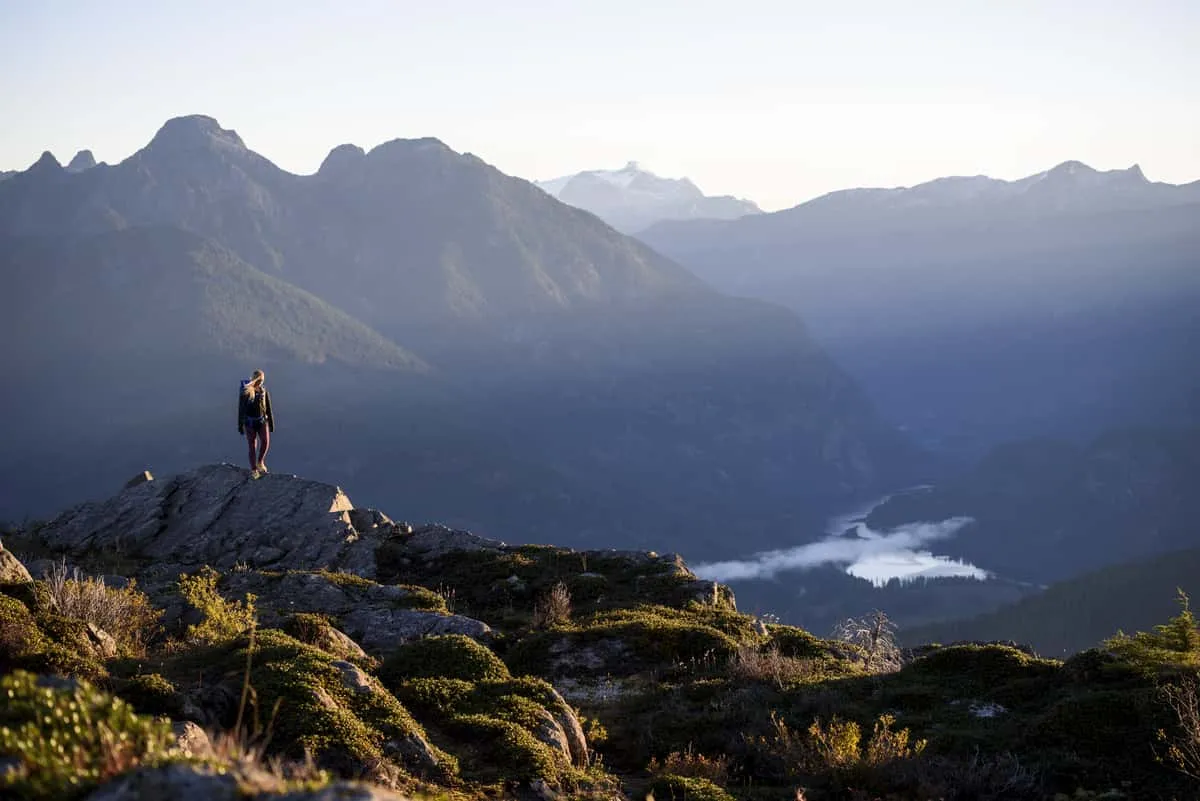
[0,115,921,571]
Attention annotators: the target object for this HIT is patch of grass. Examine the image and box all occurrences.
[728,645,842,687]
[647,746,732,785]
[315,569,375,590]
[508,603,757,678]
[376,546,707,626]
[392,584,450,612]
[647,774,735,801]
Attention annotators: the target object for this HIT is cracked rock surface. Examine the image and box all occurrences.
[34,463,386,577]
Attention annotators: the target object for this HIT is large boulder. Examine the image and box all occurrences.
[32,464,388,576]
[0,544,33,585]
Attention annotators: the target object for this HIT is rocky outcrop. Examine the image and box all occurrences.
[401,523,506,557]
[539,685,589,767]
[0,542,33,585]
[217,570,491,652]
[32,464,391,577]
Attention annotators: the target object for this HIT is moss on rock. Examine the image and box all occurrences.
[380,634,510,684]
[228,629,456,780]
[388,673,584,785]
[443,714,561,783]
[282,613,371,665]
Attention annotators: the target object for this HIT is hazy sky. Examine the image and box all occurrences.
[3,1,1198,210]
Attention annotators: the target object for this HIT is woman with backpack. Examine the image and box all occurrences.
[237,369,275,477]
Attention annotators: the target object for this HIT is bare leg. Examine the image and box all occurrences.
[246,428,258,470]
[256,426,271,470]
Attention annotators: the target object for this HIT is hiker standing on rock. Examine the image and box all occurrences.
[237,369,274,477]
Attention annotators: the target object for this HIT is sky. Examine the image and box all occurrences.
[2,1,1198,211]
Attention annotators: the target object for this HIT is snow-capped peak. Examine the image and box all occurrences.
[534,162,762,233]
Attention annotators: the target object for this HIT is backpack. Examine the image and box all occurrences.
[240,381,267,420]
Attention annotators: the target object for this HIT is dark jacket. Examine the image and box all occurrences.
[237,387,274,434]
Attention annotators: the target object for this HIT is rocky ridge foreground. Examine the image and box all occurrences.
[22,464,722,655]
[3,464,1198,801]
[0,463,729,800]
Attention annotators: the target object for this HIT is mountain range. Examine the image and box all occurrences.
[639,160,1200,460]
[0,116,917,584]
[5,121,1197,643]
[536,161,761,233]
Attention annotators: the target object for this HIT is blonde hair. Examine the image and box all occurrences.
[242,369,265,401]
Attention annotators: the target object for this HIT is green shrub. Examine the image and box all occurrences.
[177,566,256,645]
[0,594,43,668]
[380,634,510,684]
[114,673,186,719]
[0,671,181,800]
[648,774,735,801]
[0,595,107,681]
[767,624,834,659]
[1106,591,1200,674]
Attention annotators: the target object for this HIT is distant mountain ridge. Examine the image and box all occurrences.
[0,117,708,337]
[640,159,1200,459]
[786,160,1200,220]
[536,161,761,233]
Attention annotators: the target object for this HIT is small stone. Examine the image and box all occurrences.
[171,721,213,758]
[332,660,374,695]
[86,623,118,659]
[530,778,560,801]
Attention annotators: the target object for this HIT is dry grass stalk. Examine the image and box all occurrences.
[533,581,572,629]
